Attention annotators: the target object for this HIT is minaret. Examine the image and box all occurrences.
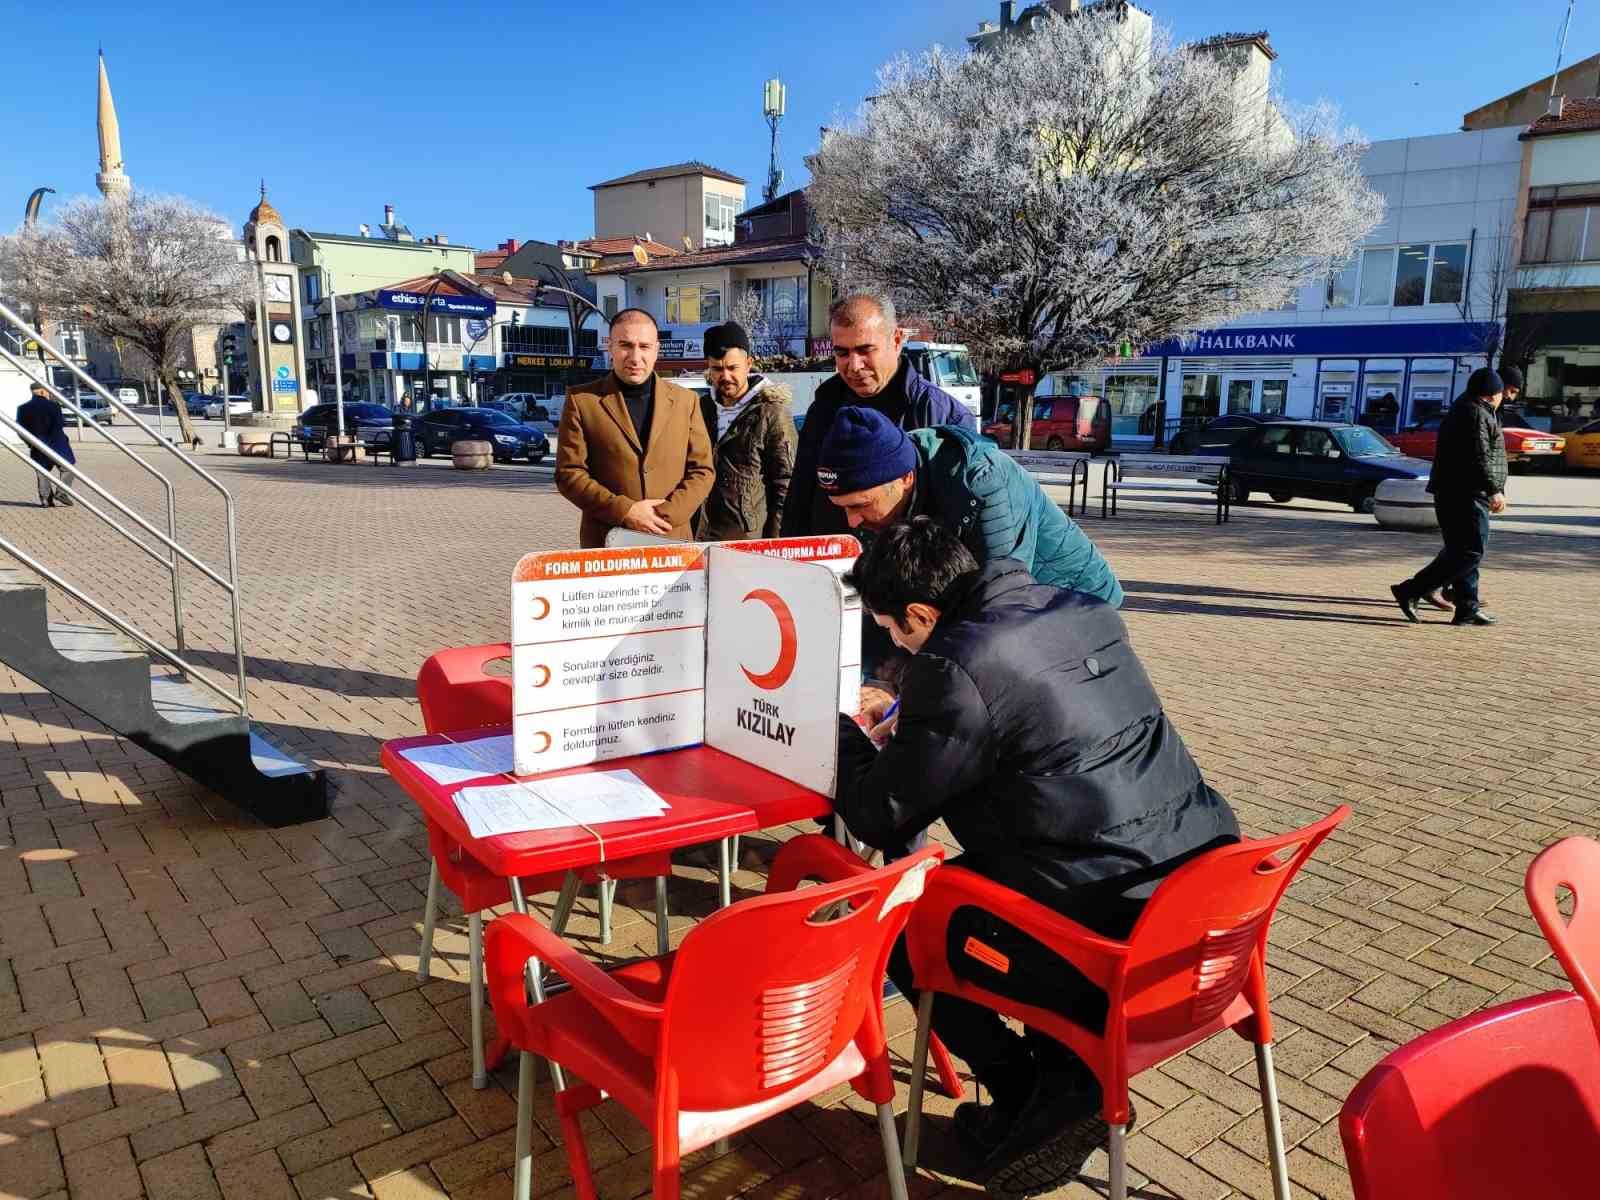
[96,50,130,201]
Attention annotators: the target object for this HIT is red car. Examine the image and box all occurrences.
[1388,415,1565,467]
[983,394,1111,452]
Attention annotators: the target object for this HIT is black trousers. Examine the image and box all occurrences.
[886,853,1140,1098]
[1406,496,1490,611]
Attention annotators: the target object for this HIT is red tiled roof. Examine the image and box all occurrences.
[1523,97,1600,137]
[590,160,745,189]
[378,274,481,296]
[475,251,511,271]
[590,237,814,276]
[574,237,680,258]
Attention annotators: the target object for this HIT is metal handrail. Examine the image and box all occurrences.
[0,300,249,718]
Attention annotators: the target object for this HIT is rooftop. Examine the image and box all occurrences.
[1522,96,1600,138]
[590,160,746,190]
[1188,30,1278,61]
[572,236,680,258]
[590,235,813,276]
[294,229,477,251]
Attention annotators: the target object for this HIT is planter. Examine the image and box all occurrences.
[452,439,493,470]
[324,439,365,464]
[1373,477,1436,531]
[235,429,271,456]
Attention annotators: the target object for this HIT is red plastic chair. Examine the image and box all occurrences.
[487,836,943,1200]
[1340,989,1600,1199]
[413,644,673,1088]
[1525,836,1600,1044]
[900,805,1350,1200]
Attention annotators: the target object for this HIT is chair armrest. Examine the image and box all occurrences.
[485,915,661,1055]
[766,833,874,894]
[905,867,1128,993]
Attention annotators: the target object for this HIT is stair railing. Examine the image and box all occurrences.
[0,299,249,719]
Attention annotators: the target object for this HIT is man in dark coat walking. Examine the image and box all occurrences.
[1391,367,1507,627]
[694,321,795,541]
[16,382,76,508]
[833,518,1239,1196]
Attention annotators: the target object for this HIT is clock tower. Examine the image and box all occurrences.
[244,183,306,415]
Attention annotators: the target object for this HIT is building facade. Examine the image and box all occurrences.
[590,162,747,251]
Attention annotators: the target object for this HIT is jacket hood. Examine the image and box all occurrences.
[937,558,1038,625]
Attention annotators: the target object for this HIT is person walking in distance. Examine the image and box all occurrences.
[695,321,796,541]
[1391,367,1508,627]
[555,308,715,548]
[15,381,76,508]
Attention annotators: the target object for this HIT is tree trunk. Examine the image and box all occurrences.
[162,370,199,446]
[1012,378,1039,451]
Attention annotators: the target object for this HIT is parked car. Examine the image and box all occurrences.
[115,386,141,407]
[293,402,395,451]
[1388,414,1565,469]
[412,407,548,463]
[982,394,1110,452]
[74,394,116,425]
[204,396,252,420]
[1562,419,1600,470]
[181,392,211,417]
[489,392,551,422]
[1168,413,1297,456]
[1225,421,1431,513]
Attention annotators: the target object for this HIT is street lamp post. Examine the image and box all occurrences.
[530,262,607,384]
[418,273,447,410]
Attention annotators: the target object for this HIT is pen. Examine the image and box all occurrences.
[880,698,900,723]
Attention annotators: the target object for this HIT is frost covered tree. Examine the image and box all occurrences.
[4,193,249,446]
[808,8,1383,445]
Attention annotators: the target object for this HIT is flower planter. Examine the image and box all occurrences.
[452,439,493,470]
[1373,477,1437,531]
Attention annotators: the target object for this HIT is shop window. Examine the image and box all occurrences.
[1524,183,1600,264]
[1181,372,1220,421]
[1393,244,1430,306]
[1104,373,1161,437]
[504,325,569,354]
[1358,248,1395,307]
[602,295,618,319]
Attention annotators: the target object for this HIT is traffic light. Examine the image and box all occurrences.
[221,332,238,365]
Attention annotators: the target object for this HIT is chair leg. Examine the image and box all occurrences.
[1255,1041,1294,1200]
[930,1033,965,1100]
[416,859,440,981]
[654,875,670,957]
[903,991,935,1169]
[514,1051,535,1200]
[598,877,618,946]
[1108,1121,1128,1200]
[718,837,733,908]
[468,911,486,1089]
[877,1101,911,1200]
[550,870,580,935]
[558,1094,598,1200]
[508,877,567,1092]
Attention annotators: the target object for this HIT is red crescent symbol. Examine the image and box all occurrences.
[740,588,798,690]
[531,731,552,753]
[531,664,551,688]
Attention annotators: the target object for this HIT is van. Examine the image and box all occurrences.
[903,342,981,423]
[983,393,1111,452]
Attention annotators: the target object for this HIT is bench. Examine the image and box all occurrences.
[1005,450,1092,517]
[267,431,297,459]
[1103,455,1230,524]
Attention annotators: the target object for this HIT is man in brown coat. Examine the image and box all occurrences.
[695,321,796,541]
[555,308,715,548]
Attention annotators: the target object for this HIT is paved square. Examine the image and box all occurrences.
[2,443,1598,1199]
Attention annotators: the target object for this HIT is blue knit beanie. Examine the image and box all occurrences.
[1466,367,1504,398]
[817,406,918,494]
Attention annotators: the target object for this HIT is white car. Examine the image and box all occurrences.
[115,387,141,406]
[204,397,252,420]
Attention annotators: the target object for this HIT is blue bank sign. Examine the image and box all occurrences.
[1149,321,1496,358]
[377,289,495,318]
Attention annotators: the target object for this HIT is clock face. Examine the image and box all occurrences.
[270,321,294,344]
[266,274,292,303]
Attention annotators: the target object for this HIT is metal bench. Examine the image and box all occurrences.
[267,431,296,459]
[1005,450,1092,517]
[1103,455,1231,524]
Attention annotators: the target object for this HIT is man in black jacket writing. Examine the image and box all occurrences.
[833,518,1238,1196]
[1391,367,1508,627]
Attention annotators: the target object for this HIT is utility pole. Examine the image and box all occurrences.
[328,271,345,438]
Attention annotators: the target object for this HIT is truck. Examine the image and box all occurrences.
[903,341,982,423]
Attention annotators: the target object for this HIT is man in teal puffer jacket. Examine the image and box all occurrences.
[817,405,1122,680]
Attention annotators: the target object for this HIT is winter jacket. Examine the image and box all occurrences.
[16,394,75,470]
[781,356,975,538]
[695,378,797,541]
[1428,394,1507,501]
[834,560,1239,924]
[908,424,1123,607]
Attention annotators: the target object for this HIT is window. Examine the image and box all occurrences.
[1524,183,1600,264]
[1429,243,1467,305]
[1297,428,1340,458]
[307,320,323,353]
[264,236,281,262]
[704,192,738,243]
[665,285,721,324]
[503,325,569,354]
[305,274,322,304]
[1393,244,1430,306]
[1329,241,1470,307]
[929,350,979,387]
[55,322,83,359]
[1258,426,1295,454]
[1358,248,1395,306]
[1103,373,1160,437]
[602,295,618,319]
[745,277,806,324]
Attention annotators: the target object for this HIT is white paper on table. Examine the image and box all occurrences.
[400,735,514,786]
[453,783,577,839]
[531,768,669,826]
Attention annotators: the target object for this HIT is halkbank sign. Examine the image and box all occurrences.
[1148,321,1496,358]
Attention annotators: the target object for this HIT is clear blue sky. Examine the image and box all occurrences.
[4,0,1595,251]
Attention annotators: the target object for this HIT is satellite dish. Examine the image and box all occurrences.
[501,271,513,287]
[682,235,694,251]
[631,244,650,266]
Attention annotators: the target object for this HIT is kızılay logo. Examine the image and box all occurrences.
[740,589,797,690]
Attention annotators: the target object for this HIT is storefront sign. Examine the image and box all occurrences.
[271,378,299,393]
[657,338,704,360]
[377,289,496,318]
[809,337,834,357]
[1151,321,1496,358]
[506,355,582,369]
[1001,369,1037,385]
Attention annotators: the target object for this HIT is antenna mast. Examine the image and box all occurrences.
[1549,0,1576,103]
[763,78,787,204]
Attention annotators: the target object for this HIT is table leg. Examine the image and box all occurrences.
[718,837,733,909]
[417,860,440,981]
[598,876,617,945]
[469,911,486,1089]
[550,870,580,936]
[508,877,567,1093]
[654,875,670,956]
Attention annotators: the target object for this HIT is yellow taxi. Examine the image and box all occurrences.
[1564,419,1600,470]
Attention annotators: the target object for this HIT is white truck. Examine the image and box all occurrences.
[904,341,982,423]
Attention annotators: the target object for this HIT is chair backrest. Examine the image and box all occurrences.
[1117,455,1219,481]
[1118,806,1348,1045]
[416,644,513,734]
[1340,990,1600,1200]
[1525,836,1600,1040]
[660,846,942,1112]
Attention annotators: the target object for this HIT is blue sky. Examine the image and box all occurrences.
[4,0,1595,251]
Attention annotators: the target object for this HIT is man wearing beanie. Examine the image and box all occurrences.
[817,405,1121,680]
[781,292,973,539]
[16,380,76,508]
[1391,366,1507,627]
[693,321,796,541]
[554,308,714,547]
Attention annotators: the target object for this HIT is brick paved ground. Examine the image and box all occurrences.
[2,445,1598,1200]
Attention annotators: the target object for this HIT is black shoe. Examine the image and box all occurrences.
[987,1095,1137,1199]
[1452,608,1496,626]
[1390,584,1419,623]
[952,1099,1008,1157]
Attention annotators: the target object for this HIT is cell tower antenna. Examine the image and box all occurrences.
[763,78,787,204]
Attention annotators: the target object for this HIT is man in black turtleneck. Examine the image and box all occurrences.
[555,308,715,548]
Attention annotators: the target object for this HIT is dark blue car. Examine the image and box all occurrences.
[1225,421,1430,514]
